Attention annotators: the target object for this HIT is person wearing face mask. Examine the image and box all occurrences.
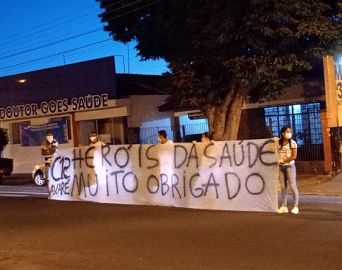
[277,126,299,214]
[157,130,173,145]
[89,131,105,147]
[87,132,105,188]
[41,130,58,164]
[41,130,58,190]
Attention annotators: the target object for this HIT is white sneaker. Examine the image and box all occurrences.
[277,206,289,214]
[291,207,299,214]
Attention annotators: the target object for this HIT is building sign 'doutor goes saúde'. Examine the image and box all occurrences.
[0,93,109,120]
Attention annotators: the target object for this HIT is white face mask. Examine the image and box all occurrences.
[284,132,292,140]
[46,136,53,143]
[157,137,161,142]
[90,136,97,142]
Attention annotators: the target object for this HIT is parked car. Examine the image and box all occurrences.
[32,163,47,186]
[0,157,13,181]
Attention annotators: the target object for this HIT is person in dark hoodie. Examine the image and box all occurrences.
[41,130,58,191]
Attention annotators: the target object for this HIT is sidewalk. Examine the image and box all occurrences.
[296,173,342,196]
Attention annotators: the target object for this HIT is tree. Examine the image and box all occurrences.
[0,128,9,155]
[97,0,342,140]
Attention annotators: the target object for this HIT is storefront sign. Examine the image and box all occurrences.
[0,93,108,120]
[21,119,68,146]
[49,138,279,212]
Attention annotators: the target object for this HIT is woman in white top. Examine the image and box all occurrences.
[278,126,299,214]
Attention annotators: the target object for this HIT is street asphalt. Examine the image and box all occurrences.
[0,173,341,269]
[0,195,341,270]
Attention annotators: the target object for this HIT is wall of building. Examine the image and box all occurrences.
[127,95,173,128]
[1,100,129,174]
[126,95,175,143]
[2,113,74,174]
[0,57,117,108]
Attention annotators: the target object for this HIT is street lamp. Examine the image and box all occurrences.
[16,79,27,84]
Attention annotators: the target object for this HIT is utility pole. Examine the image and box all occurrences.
[127,42,130,74]
[323,55,342,173]
[335,57,342,172]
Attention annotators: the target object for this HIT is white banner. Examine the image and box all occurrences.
[48,138,279,212]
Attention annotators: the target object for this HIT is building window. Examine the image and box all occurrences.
[48,116,72,140]
[10,121,30,144]
[264,103,323,145]
[179,113,209,141]
[79,117,125,146]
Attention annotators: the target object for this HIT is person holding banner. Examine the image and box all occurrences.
[201,132,214,143]
[277,126,299,215]
[89,131,105,147]
[157,130,173,145]
[87,131,106,188]
[41,130,58,191]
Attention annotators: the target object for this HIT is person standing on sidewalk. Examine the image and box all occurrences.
[41,130,58,194]
[89,131,106,148]
[277,126,299,214]
[157,130,173,145]
[201,132,214,143]
[87,131,106,188]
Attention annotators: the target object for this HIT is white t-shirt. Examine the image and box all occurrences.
[279,139,297,166]
[90,140,106,148]
[160,140,173,145]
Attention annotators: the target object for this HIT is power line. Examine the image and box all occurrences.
[0,2,136,52]
[0,22,102,56]
[0,38,112,71]
[106,0,163,22]
[0,0,163,61]
[97,0,138,11]
[0,40,130,74]
[0,27,103,61]
[100,0,143,17]
[0,53,127,76]
[0,0,178,76]
[66,52,127,73]
[0,12,97,50]
[0,4,98,42]
[0,1,203,72]
[65,42,116,58]
[0,0,141,46]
